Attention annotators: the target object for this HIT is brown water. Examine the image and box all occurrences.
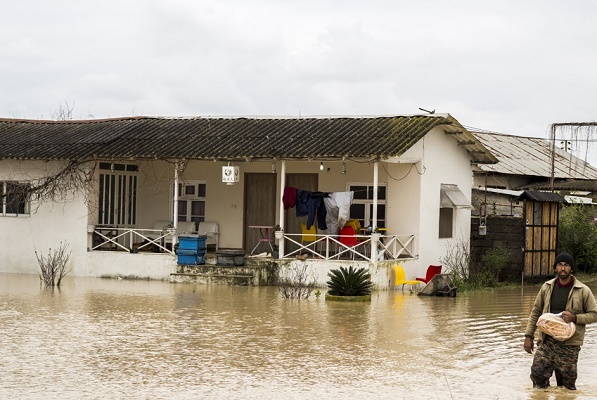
[1,273,596,400]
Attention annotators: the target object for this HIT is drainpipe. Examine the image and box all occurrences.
[173,160,180,250]
[372,160,379,263]
[278,160,286,257]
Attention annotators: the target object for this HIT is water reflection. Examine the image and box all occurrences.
[1,273,596,399]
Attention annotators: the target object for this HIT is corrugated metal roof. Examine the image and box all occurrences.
[0,114,497,163]
[471,131,597,179]
[515,190,567,203]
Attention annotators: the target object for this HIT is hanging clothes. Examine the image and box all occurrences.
[323,191,354,234]
[283,186,298,210]
[296,190,328,230]
[335,191,353,228]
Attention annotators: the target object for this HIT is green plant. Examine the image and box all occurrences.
[558,203,597,273]
[326,266,372,296]
[480,243,510,286]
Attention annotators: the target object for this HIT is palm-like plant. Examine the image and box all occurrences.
[326,266,372,296]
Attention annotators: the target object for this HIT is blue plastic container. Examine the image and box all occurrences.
[178,234,207,252]
[177,234,207,265]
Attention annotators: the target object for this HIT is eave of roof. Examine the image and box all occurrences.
[0,114,497,163]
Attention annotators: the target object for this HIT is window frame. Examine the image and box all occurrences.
[175,180,207,229]
[0,181,30,217]
[347,182,387,229]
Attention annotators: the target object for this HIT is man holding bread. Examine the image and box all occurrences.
[524,252,597,390]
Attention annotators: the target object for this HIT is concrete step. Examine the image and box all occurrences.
[170,260,277,286]
[170,272,254,286]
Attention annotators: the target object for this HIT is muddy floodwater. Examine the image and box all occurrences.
[1,273,597,400]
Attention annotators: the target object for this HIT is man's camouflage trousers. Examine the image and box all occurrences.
[531,335,580,390]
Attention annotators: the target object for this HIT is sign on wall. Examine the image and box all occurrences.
[222,166,239,184]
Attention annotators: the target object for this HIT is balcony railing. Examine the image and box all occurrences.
[280,233,415,262]
[89,225,176,255]
[89,226,416,263]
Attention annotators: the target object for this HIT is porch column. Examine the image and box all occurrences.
[371,161,379,262]
[278,160,286,257]
[172,160,181,249]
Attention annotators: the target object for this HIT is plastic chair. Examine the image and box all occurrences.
[301,223,317,244]
[345,219,362,234]
[177,221,196,234]
[338,225,359,259]
[416,265,442,284]
[393,264,421,291]
[198,221,219,251]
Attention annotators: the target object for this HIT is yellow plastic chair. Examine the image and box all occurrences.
[345,219,361,232]
[393,264,421,292]
[301,224,317,244]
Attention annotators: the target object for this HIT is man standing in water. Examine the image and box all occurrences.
[524,252,597,390]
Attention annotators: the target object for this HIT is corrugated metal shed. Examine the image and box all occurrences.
[515,190,567,203]
[471,131,597,179]
[0,114,497,163]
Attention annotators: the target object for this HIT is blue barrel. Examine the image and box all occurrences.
[177,234,207,265]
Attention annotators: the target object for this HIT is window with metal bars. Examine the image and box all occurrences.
[98,163,138,225]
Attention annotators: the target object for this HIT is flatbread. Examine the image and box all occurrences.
[537,313,576,341]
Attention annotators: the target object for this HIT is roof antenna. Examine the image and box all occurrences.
[419,107,435,114]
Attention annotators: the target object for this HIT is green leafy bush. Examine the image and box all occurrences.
[326,266,372,296]
[558,203,597,273]
[480,243,510,286]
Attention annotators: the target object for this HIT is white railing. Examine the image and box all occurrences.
[90,226,176,255]
[280,233,415,262]
[89,226,416,262]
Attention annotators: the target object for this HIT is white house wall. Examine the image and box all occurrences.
[0,160,89,276]
[400,127,474,278]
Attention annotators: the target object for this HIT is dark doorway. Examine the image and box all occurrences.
[244,173,277,253]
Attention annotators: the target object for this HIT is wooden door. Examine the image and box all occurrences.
[244,173,277,253]
[523,200,559,276]
[284,173,319,253]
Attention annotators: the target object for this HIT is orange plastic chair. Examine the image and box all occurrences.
[393,264,421,291]
[416,265,442,284]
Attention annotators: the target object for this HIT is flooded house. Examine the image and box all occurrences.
[0,114,497,289]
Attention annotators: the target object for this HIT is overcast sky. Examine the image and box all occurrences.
[2,0,597,160]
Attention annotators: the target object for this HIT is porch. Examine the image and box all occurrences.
[85,224,416,289]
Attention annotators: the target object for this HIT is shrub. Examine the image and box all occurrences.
[36,241,71,287]
[440,237,470,288]
[441,236,508,290]
[326,266,372,296]
[480,243,510,286]
[278,262,317,299]
[558,203,597,273]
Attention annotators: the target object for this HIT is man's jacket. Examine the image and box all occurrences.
[525,276,597,346]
